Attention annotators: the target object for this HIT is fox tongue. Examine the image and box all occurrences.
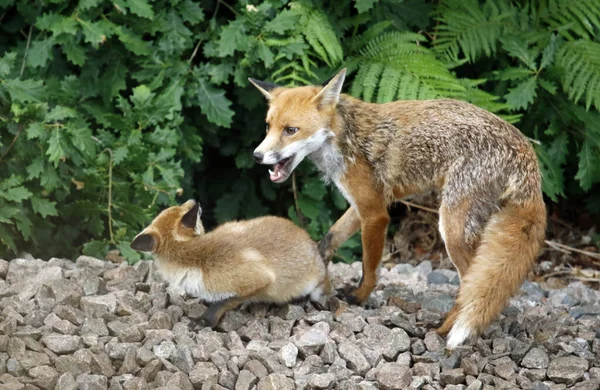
[269,164,283,181]
[269,169,282,181]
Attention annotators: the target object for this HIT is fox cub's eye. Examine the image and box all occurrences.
[285,127,299,135]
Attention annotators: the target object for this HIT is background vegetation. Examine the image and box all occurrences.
[1,0,599,262]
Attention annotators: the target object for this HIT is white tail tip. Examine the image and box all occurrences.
[446,319,473,349]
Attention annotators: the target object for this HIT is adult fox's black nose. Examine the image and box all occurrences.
[253,152,264,163]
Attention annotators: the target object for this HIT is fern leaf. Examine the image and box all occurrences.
[557,40,600,110]
[546,0,600,40]
[295,6,343,67]
[433,0,514,62]
[346,32,466,103]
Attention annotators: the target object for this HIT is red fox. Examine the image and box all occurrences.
[248,69,547,348]
[130,200,331,327]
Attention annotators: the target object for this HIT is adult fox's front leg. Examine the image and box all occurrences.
[345,174,390,305]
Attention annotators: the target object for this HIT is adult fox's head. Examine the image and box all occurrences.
[249,68,347,183]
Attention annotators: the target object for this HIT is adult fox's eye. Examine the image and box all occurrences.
[285,127,299,135]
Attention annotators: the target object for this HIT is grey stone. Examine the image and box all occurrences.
[339,342,370,375]
[107,321,142,343]
[494,362,516,381]
[217,311,249,333]
[547,356,588,384]
[28,365,59,389]
[377,363,412,390]
[243,360,268,379]
[424,331,445,351]
[427,270,450,284]
[441,369,466,385]
[171,346,194,373]
[256,373,295,390]
[80,295,117,317]
[308,373,335,389]
[293,323,329,356]
[91,353,114,378]
[461,357,479,376]
[235,370,258,390]
[189,362,219,386]
[118,347,139,375]
[76,373,108,390]
[279,343,298,368]
[521,348,549,369]
[56,372,77,390]
[165,371,194,390]
[466,379,483,390]
[138,359,161,382]
[41,334,82,354]
[148,311,172,330]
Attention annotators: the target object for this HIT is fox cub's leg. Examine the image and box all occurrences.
[197,297,246,329]
[348,197,390,305]
[318,207,361,265]
[190,267,275,330]
[436,201,479,336]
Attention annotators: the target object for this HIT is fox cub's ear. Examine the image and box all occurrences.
[313,68,347,108]
[131,233,156,252]
[248,78,279,100]
[181,201,202,230]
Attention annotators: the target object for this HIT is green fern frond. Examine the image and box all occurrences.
[346,32,467,102]
[433,0,515,62]
[545,0,600,40]
[557,40,600,110]
[291,5,343,67]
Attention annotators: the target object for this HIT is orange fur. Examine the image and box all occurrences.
[249,69,547,346]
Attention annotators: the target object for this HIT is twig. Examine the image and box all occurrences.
[218,0,239,16]
[211,0,221,19]
[19,26,32,78]
[0,124,24,164]
[188,40,202,64]
[565,276,600,282]
[527,137,542,145]
[539,269,574,280]
[400,200,439,214]
[544,240,572,255]
[292,172,306,226]
[544,240,600,260]
[104,149,116,245]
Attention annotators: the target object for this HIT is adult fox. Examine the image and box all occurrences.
[248,68,546,348]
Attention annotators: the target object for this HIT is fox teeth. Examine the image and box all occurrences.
[268,169,274,175]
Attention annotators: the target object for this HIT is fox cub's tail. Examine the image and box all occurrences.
[447,200,546,348]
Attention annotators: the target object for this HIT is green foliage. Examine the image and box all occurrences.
[0,0,598,262]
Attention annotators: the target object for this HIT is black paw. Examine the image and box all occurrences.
[344,291,363,306]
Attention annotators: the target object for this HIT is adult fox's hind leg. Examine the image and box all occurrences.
[436,201,478,336]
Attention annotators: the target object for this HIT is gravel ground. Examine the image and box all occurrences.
[0,255,598,390]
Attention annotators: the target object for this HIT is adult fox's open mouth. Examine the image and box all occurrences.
[268,155,294,183]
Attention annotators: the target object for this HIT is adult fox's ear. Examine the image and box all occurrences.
[181,200,202,229]
[248,78,279,100]
[131,233,156,252]
[313,68,347,108]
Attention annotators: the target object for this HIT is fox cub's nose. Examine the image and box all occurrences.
[253,152,264,163]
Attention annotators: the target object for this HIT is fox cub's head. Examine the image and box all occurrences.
[130,199,204,254]
[249,68,347,183]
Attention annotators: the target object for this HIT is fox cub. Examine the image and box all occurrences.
[248,68,547,348]
[130,200,331,327]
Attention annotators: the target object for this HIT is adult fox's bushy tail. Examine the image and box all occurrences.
[446,200,546,348]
